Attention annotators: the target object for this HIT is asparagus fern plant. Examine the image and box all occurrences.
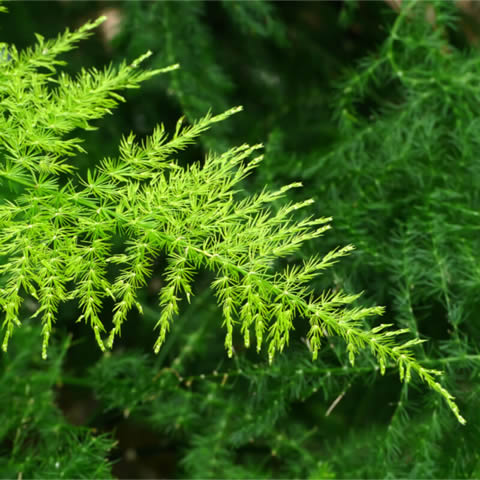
[0,2,465,431]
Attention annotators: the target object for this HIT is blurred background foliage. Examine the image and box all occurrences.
[1,1,480,478]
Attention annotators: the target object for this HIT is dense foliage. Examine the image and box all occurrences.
[0,1,479,478]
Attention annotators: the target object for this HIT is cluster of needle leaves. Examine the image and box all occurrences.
[0,3,465,429]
